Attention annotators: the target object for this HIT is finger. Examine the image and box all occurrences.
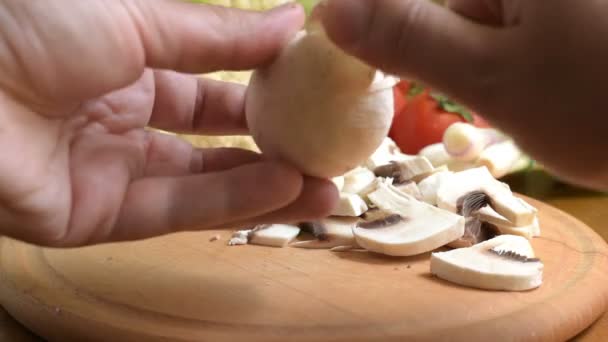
[129,1,305,73]
[148,71,248,135]
[319,0,510,108]
[222,177,339,230]
[108,162,305,241]
[447,0,503,25]
[143,130,261,177]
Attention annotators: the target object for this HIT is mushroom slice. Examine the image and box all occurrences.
[430,234,543,291]
[476,206,541,239]
[364,137,406,170]
[358,177,394,201]
[476,140,523,178]
[392,180,423,200]
[228,229,253,246]
[436,166,537,226]
[417,170,453,206]
[447,191,500,248]
[342,167,376,194]
[331,192,369,217]
[291,217,358,249]
[448,218,501,248]
[248,224,301,247]
[418,143,452,168]
[373,156,434,184]
[332,176,345,191]
[353,182,465,256]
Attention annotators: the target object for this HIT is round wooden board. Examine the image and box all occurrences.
[1,196,607,342]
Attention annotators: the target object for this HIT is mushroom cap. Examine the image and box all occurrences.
[245,27,396,178]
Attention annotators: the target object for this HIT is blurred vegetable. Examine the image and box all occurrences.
[389,83,491,155]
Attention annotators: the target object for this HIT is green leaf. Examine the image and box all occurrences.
[430,93,474,122]
[407,83,425,98]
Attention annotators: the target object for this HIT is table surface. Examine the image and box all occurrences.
[0,170,607,341]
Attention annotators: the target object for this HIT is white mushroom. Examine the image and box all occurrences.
[331,192,369,217]
[245,22,396,178]
[248,224,301,247]
[291,217,359,249]
[417,170,453,206]
[373,156,434,184]
[442,123,506,162]
[430,234,543,291]
[418,143,452,168]
[331,176,345,191]
[352,183,465,256]
[393,181,423,200]
[476,206,541,239]
[341,167,376,194]
[476,140,523,178]
[436,166,537,226]
[228,230,251,246]
[364,137,406,170]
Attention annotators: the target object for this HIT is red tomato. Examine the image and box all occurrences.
[395,80,411,95]
[389,90,490,154]
[389,80,410,137]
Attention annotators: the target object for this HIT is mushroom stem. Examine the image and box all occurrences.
[442,123,506,162]
[476,140,523,178]
[418,143,452,168]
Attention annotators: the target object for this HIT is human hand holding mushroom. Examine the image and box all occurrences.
[318,0,608,191]
[0,0,339,247]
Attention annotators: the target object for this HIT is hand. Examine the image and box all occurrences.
[319,0,608,191]
[0,1,338,247]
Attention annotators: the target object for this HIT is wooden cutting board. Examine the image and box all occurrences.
[0,196,607,342]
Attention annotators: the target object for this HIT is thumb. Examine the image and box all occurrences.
[319,0,509,107]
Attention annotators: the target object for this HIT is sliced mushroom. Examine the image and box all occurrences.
[248,224,301,247]
[228,229,252,246]
[436,166,537,226]
[291,217,358,249]
[331,192,369,217]
[373,156,434,184]
[392,180,423,200]
[342,167,376,194]
[430,234,543,291]
[476,140,523,178]
[418,143,452,168]
[331,176,345,191]
[417,170,453,205]
[352,182,465,256]
[364,137,406,170]
[447,191,500,248]
[476,206,541,239]
[448,218,501,248]
[358,177,394,201]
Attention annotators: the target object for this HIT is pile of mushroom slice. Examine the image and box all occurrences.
[228,137,544,292]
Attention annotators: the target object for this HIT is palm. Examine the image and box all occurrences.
[0,0,335,247]
[2,72,192,245]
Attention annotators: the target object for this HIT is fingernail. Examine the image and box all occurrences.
[319,0,373,48]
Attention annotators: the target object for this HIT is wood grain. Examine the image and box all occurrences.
[0,196,607,342]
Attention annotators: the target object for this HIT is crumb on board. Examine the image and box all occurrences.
[209,235,221,242]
